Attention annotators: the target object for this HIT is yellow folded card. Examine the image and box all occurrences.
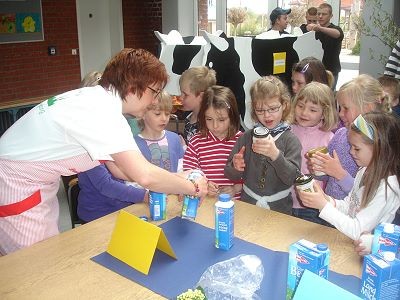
[107,210,177,275]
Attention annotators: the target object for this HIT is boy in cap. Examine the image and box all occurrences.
[269,7,291,35]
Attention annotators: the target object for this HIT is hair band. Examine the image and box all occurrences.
[353,114,374,140]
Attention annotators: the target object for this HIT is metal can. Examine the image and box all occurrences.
[307,146,328,176]
[295,174,315,193]
[181,170,204,220]
[149,191,167,221]
[252,127,270,143]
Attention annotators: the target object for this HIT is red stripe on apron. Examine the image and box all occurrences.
[0,190,42,217]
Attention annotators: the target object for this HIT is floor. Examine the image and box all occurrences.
[57,50,360,233]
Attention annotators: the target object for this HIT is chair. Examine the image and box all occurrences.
[66,177,84,228]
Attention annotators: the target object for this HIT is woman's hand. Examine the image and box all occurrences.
[233,146,246,171]
[297,182,328,210]
[252,135,279,161]
[311,150,347,180]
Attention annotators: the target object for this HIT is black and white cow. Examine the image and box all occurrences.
[156,30,323,129]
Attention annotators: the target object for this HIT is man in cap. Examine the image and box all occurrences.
[269,7,291,35]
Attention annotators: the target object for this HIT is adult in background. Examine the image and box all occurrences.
[307,3,344,90]
[268,7,291,36]
[384,40,400,79]
[300,7,318,34]
[0,48,208,255]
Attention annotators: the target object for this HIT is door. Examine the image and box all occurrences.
[76,0,124,79]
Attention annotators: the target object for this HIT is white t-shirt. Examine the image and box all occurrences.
[0,86,139,254]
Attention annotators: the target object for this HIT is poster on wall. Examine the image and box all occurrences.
[0,0,44,44]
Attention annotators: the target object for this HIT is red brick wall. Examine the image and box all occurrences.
[122,0,162,55]
[0,0,162,104]
[0,0,81,103]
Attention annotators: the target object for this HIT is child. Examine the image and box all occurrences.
[183,86,243,199]
[298,112,400,241]
[225,76,302,215]
[134,91,184,174]
[179,66,217,143]
[309,74,391,200]
[291,57,334,95]
[377,75,400,117]
[290,82,338,224]
[77,91,184,222]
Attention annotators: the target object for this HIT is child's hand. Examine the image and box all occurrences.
[312,150,347,180]
[354,233,373,256]
[207,181,220,197]
[252,135,279,160]
[297,182,328,210]
[233,146,246,171]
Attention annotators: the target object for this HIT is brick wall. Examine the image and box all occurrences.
[0,0,162,104]
[122,0,162,55]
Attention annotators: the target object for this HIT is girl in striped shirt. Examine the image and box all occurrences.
[183,86,243,199]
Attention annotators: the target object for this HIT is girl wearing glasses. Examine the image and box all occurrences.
[225,76,301,215]
[290,82,338,225]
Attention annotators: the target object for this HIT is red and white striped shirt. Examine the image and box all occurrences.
[183,131,243,198]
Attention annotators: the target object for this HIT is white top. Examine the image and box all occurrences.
[320,167,400,240]
[0,86,139,254]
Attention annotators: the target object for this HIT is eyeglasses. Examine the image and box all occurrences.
[255,105,282,115]
[147,86,162,99]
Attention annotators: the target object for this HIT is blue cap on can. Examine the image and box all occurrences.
[317,243,328,251]
[219,193,231,202]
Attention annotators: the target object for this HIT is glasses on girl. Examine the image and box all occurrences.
[255,105,282,115]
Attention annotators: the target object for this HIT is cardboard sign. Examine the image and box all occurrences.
[107,210,177,275]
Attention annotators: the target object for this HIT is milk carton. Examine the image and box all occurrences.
[215,193,234,250]
[360,252,400,300]
[149,191,167,221]
[371,223,400,259]
[286,239,330,300]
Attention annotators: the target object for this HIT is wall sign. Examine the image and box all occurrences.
[0,0,44,44]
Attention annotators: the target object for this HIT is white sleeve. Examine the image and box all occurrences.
[320,179,400,240]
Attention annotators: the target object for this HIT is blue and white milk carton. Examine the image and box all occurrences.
[286,239,330,300]
[215,193,234,250]
[181,170,203,220]
[371,223,400,259]
[149,191,167,221]
[360,252,400,300]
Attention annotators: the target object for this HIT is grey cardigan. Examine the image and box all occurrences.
[224,129,302,215]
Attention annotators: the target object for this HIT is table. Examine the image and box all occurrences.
[0,199,362,299]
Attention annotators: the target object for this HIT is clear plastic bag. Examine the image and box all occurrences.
[196,254,264,300]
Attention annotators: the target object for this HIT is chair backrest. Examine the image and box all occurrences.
[67,178,84,228]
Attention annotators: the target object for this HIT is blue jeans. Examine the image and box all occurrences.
[292,208,333,227]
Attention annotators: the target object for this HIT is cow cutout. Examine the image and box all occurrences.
[155,30,323,129]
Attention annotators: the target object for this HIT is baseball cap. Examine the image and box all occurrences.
[270,7,291,23]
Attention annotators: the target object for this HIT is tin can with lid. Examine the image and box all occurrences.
[307,146,328,176]
[252,127,270,143]
[295,174,315,193]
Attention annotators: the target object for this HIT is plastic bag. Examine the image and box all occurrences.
[196,254,264,300]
